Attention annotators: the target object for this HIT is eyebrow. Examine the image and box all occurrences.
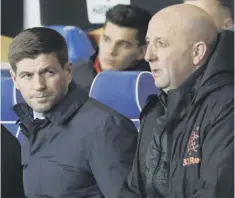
[17,66,56,76]
[146,37,169,46]
[103,33,133,45]
[39,67,56,74]
[17,71,32,77]
[155,37,169,43]
[118,40,133,45]
[146,37,168,42]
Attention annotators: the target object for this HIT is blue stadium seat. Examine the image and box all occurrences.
[1,77,17,122]
[89,71,159,130]
[48,25,95,64]
[1,70,24,142]
[1,76,18,136]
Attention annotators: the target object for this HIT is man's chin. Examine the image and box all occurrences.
[101,65,114,71]
[30,104,53,114]
[102,65,121,71]
[154,81,169,90]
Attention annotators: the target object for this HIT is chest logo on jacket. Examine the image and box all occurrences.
[183,127,201,166]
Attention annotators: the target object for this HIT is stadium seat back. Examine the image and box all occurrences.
[89,71,159,130]
[48,25,95,64]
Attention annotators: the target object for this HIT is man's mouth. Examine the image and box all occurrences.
[151,69,161,75]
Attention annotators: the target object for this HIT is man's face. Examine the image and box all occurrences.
[184,0,233,30]
[145,19,194,92]
[98,22,145,71]
[11,53,72,113]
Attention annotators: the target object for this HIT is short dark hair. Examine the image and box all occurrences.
[105,4,152,46]
[218,0,234,21]
[8,27,68,72]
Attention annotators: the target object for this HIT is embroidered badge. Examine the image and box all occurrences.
[183,126,201,166]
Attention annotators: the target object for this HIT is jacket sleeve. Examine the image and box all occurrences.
[189,102,234,198]
[1,125,26,198]
[88,116,138,198]
[117,150,142,198]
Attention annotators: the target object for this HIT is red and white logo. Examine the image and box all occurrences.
[183,127,201,166]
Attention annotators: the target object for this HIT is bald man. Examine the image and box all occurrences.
[184,0,234,31]
[118,4,234,198]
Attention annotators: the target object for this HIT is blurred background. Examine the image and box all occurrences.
[2,0,181,37]
[1,0,181,64]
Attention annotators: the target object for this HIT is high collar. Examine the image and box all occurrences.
[45,82,89,125]
[13,81,89,128]
[195,30,234,102]
[166,64,206,123]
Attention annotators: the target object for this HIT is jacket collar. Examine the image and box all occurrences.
[13,81,89,127]
[45,81,89,125]
[166,64,206,122]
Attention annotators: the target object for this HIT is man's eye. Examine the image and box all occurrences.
[121,42,131,49]
[103,36,110,42]
[45,70,55,76]
[156,41,167,48]
[21,74,32,79]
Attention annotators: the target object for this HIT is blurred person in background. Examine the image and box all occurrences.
[184,0,234,31]
[73,4,152,92]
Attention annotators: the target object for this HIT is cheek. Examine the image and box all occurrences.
[17,82,29,94]
[50,75,70,92]
[18,86,31,102]
[162,56,180,78]
[120,50,138,62]
[54,78,66,87]
[99,42,108,54]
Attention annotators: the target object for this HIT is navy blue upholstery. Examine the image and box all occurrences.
[1,77,17,122]
[89,71,159,130]
[48,25,95,64]
[1,70,24,141]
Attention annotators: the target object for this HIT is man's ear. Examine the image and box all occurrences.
[191,41,207,66]
[223,18,234,30]
[136,45,147,60]
[64,62,72,73]
[10,69,19,90]
[64,62,73,83]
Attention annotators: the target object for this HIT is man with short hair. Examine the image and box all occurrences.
[8,27,138,198]
[73,4,151,92]
[118,4,234,198]
[184,0,234,31]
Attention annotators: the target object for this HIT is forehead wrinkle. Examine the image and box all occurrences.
[150,4,217,47]
[148,16,184,45]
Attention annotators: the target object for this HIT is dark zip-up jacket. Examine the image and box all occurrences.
[13,82,138,198]
[1,124,25,198]
[118,30,234,198]
[72,49,151,92]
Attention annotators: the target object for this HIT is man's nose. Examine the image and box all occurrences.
[32,75,46,91]
[107,43,118,56]
[145,45,157,62]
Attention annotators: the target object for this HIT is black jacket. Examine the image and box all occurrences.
[118,30,234,198]
[1,124,25,198]
[72,49,151,92]
[13,82,138,198]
